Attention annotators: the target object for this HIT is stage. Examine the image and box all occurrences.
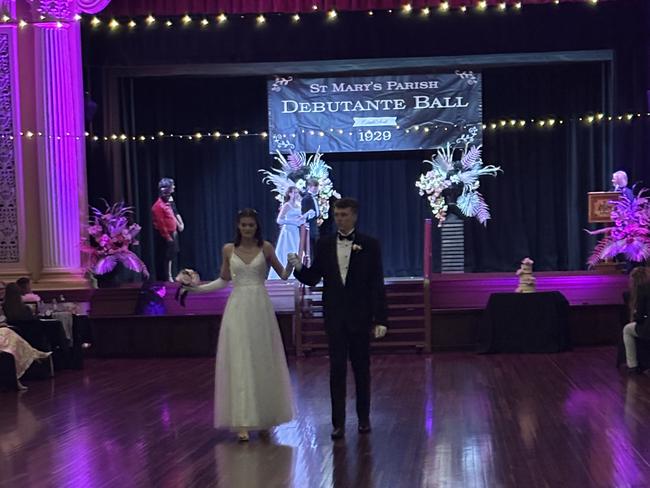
[53,270,629,357]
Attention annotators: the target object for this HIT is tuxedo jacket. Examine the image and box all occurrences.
[301,194,320,240]
[294,232,388,333]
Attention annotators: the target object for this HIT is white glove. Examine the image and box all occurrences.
[187,278,229,293]
[373,325,387,339]
[287,253,302,271]
[304,209,316,220]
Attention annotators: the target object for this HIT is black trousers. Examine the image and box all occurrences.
[327,324,371,428]
[154,232,179,281]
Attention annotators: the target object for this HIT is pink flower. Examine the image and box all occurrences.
[88,224,103,236]
[287,152,304,170]
[98,234,111,247]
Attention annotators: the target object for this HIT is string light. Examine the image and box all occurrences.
[13,110,650,144]
[5,2,612,31]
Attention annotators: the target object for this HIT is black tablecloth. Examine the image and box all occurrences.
[478,291,571,353]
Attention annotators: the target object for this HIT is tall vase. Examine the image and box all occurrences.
[95,263,123,289]
[440,209,464,273]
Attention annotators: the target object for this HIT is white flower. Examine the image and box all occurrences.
[352,244,363,252]
[175,268,200,286]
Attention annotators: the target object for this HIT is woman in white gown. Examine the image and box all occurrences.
[269,186,309,280]
[184,209,295,441]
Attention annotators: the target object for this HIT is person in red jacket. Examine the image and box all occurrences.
[152,178,184,282]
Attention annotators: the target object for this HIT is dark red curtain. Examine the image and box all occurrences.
[104,0,614,16]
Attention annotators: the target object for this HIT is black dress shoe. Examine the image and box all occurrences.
[331,427,345,440]
[358,422,371,434]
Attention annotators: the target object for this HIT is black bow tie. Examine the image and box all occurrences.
[338,232,355,241]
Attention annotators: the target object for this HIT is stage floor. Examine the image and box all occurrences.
[2,347,650,487]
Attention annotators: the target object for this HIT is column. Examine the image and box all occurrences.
[28,0,110,286]
[0,0,29,280]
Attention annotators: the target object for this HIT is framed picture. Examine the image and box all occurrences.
[587,191,620,223]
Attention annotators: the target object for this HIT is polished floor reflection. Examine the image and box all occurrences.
[2,348,650,487]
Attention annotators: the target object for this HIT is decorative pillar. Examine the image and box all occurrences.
[0,0,29,280]
[27,0,110,286]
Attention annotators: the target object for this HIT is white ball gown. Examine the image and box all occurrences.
[269,205,303,280]
[214,250,294,429]
[0,326,51,380]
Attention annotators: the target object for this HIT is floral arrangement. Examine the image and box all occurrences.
[586,189,650,267]
[175,269,200,287]
[81,201,149,278]
[174,269,200,306]
[416,143,501,226]
[260,149,341,220]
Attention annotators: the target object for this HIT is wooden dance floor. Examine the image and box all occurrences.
[2,347,650,487]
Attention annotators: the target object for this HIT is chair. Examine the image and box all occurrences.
[8,320,54,379]
[0,351,18,391]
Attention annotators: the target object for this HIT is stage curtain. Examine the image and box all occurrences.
[88,64,613,279]
[103,0,616,16]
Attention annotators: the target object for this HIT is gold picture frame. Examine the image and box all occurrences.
[587,191,620,223]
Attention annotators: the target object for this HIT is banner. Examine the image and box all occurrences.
[267,72,482,154]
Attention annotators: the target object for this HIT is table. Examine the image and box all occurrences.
[478,291,571,353]
[52,311,74,344]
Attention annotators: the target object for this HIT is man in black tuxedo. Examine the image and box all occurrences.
[289,198,388,440]
[301,178,321,262]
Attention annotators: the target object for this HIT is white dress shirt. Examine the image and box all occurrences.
[336,229,355,284]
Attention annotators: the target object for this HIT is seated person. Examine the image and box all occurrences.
[0,321,51,390]
[3,283,35,323]
[17,277,41,307]
[622,267,650,373]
